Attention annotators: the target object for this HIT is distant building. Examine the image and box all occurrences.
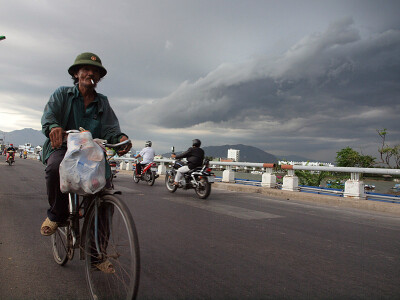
[227,149,240,162]
[18,143,34,153]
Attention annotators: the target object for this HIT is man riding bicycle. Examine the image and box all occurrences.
[40,52,132,244]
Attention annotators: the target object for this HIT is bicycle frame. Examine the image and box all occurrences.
[52,131,140,299]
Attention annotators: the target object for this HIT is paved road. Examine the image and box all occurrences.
[1,158,400,299]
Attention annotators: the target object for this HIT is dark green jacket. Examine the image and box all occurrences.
[41,85,127,164]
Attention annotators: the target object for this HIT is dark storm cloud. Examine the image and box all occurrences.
[2,1,400,161]
[132,18,400,136]
[120,18,400,160]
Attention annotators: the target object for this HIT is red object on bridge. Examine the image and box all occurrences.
[262,163,275,168]
[280,165,293,170]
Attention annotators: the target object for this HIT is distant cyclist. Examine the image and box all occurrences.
[134,141,155,177]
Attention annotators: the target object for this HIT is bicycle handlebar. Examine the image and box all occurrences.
[65,130,132,150]
[104,139,131,148]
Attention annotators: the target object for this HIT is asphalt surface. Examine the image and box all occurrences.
[1,158,400,299]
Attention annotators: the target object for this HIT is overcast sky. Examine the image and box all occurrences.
[1,0,399,162]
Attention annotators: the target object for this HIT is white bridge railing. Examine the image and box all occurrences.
[114,157,400,200]
[280,164,400,201]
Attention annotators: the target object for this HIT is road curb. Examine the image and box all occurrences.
[213,182,400,216]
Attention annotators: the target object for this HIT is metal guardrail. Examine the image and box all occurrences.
[281,164,400,175]
[114,157,400,203]
[115,157,275,169]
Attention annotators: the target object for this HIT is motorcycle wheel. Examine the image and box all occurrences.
[146,170,155,186]
[7,160,12,166]
[133,172,140,183]
[165,173,177,193]
[195,177,211,199]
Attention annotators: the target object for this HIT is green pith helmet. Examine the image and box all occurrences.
[68,52,107,78]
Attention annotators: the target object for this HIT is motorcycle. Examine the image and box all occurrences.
[109,160,118,178]
[165,159,215,199]
[6,150,15,166]
[106,148,118,178]
[133,161,159,186]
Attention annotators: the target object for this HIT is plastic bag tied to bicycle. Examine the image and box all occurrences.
[59,131,106,195]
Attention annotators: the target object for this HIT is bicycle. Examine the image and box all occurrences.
[51,135,140,300]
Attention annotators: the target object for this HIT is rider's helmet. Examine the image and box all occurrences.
[10,144,13,146]
[145,141,152,147]
[192,139,201,147]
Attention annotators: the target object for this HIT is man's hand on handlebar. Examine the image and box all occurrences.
[49,127,65,149]
[171,154,176,159]
[117,136,132,156]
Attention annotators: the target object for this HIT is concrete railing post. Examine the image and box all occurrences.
[281,168,299,192]
[344,172,365,199]
[158,162,167,175]
[126,162,132,171]
[222,166,235,183]
[261,163,276,188]
[119,161,126,170]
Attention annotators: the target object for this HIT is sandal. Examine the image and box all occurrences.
[40,217,59,236]
[95,260,115,274]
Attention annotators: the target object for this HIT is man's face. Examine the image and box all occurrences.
[75,65,101,88]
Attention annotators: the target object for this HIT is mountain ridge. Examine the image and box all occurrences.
[164,144,280,163]
[0,128,46,147]
[0,128,313,162]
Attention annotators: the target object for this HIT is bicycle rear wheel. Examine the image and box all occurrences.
[84,194,140,300]
[51,226,69,265]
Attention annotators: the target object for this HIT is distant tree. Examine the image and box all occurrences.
[377,128,400,168]
[335,147,375,168]
[295,170,328,187]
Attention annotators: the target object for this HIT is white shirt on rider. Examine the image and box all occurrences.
[139,147,155,164]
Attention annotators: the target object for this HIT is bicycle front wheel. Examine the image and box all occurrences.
[51,226,69,265]
[84,194,140,300]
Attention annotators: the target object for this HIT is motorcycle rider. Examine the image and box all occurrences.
[171,139,204,186]
[134,141,155,177]
[6,144,16,162]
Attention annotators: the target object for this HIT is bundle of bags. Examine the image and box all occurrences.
[59,131,106,195]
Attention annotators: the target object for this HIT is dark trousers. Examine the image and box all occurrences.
[136,163,143,175]
[45,149,69,222]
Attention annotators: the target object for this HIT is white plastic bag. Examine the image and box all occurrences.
[59,131,106,195]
